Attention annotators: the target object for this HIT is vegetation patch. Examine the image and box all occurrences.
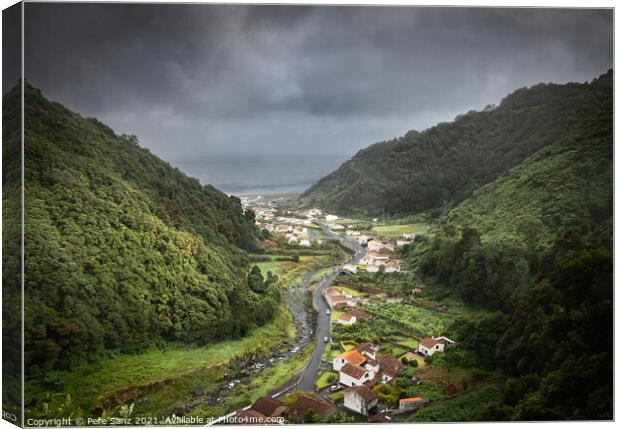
[408,386,502,422]
[25,306,295,418]
[314,371,338,390]
[372,223,430,237]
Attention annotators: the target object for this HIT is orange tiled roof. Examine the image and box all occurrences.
[340,349,366,366]
[400,397,426,403]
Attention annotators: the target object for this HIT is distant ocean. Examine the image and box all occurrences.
[172,154,348,196]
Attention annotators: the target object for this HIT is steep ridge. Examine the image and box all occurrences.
[299,70,613,217]
[2,84,280,374]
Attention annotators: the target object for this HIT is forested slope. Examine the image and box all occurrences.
[404,72,613,420]
[444,84,613,248]
[300,70,613,217]
[2,84,279,376]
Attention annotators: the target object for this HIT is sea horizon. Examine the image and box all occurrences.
[171,153,350,196]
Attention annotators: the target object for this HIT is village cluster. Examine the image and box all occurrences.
[234,336,455,423]
[241,196,415,272]
[233,196,456,422]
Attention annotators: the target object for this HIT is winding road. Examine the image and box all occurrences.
[294,224,366,392]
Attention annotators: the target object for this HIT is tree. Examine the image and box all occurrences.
[247,265,265,293]
[303,410,322,423]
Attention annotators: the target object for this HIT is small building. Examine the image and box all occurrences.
[251,396,287,418]
[417,336,455,356]
[325,214,339,222]
[336,309,371,326]
[336,312,357,325]
[343,386,379,416]
[379,354,404,383]
[340,263,358,275]
[356,342,379,360]
[333,349,366,371]
[339,363,372,387]
[399,397,428,410]
[286,395,337,423]
[299,239,311,247]
[367,240,395,253]
[235,409,268,424]
[323,287,354,310]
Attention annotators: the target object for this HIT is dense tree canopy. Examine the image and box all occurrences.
[2,83,278,377]
[299,70,612,217]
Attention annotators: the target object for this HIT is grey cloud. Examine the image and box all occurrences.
[21,3,612,161]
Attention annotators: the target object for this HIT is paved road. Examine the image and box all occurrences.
[295,224,366,392]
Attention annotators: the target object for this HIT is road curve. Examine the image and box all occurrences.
[295,224,367,392]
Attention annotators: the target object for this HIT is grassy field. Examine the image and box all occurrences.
[402,351,425,368]
[328,391,344,403]
[278,255,337,286]
[396,337,420,349]
[365,303,451,337]
[330,310,343,322]
[365,302,488,338]
[322,343,342,361]
[256,260,280,275]
[314,371,338,390]
[25,306,296,419]
[372,222,430,237]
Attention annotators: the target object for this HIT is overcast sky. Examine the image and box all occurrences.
[20,3,613,162]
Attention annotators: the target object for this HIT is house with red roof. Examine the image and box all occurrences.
[399,396,429,410]
[417,336,455,356]
[343,386,379,416]
[286,394,337,423]
[340,362,373,387]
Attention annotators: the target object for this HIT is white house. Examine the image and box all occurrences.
[356,343,379,360]
[287,236,299,244]
[325,214,339,222]
[417,336,455,356]
[299,239,311,247]
[336,309,371,326]
[339,363,372,387]
[332,350,366,371]
[341,263,358,274]
[367,240,395,253]
[336,313,357,325]
[343,386,379,416]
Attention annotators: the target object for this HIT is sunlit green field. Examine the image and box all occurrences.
[372,222,430,237]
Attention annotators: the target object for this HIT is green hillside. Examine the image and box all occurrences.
[2,84,280,376]
[444,98,612,248]
[402,73,612,420]
[299,70,613,217]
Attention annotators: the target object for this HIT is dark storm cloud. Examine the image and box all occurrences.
[22,3,612,160]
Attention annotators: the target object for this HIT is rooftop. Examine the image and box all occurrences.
[341,363,369,380]
[340,350,367,366]
[345,385,378,403]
